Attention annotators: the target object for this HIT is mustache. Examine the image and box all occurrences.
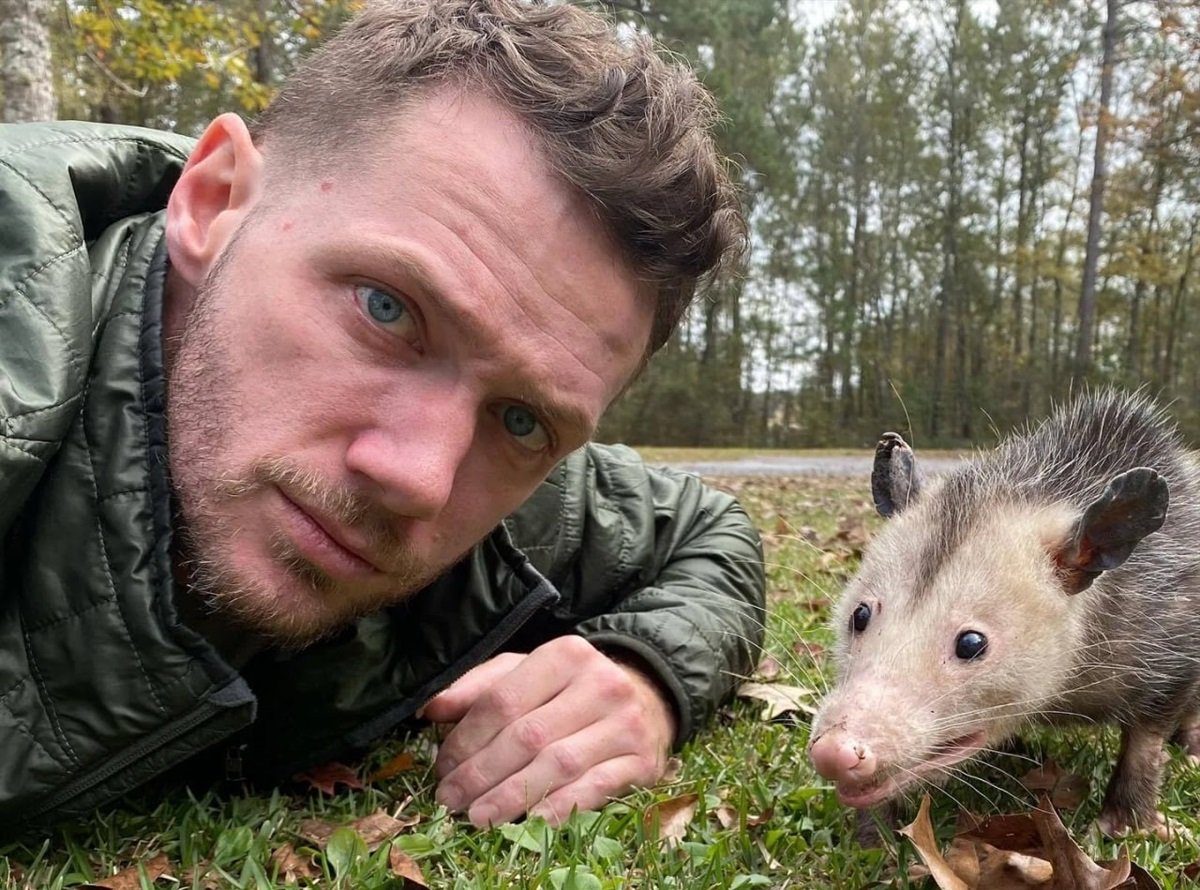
[216,456,402,558]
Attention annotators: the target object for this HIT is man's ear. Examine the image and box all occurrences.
[1055,467,1169,594]
[165,112,264,286]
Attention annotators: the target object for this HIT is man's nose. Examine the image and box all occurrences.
[343,392,475,521]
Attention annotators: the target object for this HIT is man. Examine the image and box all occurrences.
[0,0,764,832]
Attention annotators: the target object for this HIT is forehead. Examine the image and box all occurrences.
[265,89,654,415]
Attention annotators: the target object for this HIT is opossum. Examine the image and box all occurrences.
[807,390,1200,837]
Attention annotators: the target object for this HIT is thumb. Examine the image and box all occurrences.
[417,651,526,723]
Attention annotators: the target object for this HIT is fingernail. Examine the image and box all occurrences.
[470,803,497,828]
[437,782,463,812]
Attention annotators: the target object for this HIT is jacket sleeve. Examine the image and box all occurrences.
[512,443,766,746]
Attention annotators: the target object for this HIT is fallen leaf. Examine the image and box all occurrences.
[791,639,826,662]
[661,755,683,784]
[1019,759,1090,809]
[369,751,418,783]
[753,655,783,680]
[736,681,816,720]
[270,844,319,884]
[643,793,699,847]
[294,761,363,795]
[955,810,1043,852]
[898,795,971,890]
[389,846,430,887]
[300,809,420,851]
[1030,797,1133,890]
[82,854,172,889]
[829,513,871,554]
[975,842,1054,888]
[354,810,421,850]
[714,804,738,830]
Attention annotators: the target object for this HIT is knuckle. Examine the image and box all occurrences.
[552,635,595,660]
[594,668,633,703]
[512,715,551,753]
[482,683,525,722]
[545,741,585,779]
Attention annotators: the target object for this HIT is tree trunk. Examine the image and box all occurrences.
[1074,0,1120,379]
[0,0,56,122]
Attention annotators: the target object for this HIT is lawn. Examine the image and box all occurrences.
[2,472,1198,888]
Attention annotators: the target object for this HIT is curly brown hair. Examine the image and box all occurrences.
[250,0,745,355]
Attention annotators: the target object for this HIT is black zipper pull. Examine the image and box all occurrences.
[225,743,247,783]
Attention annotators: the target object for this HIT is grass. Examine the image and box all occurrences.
[2,474,1198,888]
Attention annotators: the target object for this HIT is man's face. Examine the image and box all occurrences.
[167,92,652,645]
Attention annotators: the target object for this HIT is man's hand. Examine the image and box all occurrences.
[420,635,677,827]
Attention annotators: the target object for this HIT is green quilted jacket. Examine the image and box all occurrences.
[0,121,765,833]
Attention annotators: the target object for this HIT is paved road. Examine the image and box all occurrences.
[658,454,967,477]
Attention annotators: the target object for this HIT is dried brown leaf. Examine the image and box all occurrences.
[975,842,1054,888]
[354,810,421,851]
[293,761,363,795]
[368,751,418,782]
[82,854,172,889]
[643,792,699,847]
[299,809,420,851]
[270,843,319,884]
[735,681,816,720]
[898,795,971,890]
[791,639,826,662]
[389,846,430,887]
[714,804,738,830]
[1030,796,1132,890]
[955,810,1043,853]
[753,655,783,681]
[1019,759,1090,810]
[660,755,683,784]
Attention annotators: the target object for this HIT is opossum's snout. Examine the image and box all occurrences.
[809,726,876,784]
[808,711,989,808]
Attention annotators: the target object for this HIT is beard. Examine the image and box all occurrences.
[165,236,448,647]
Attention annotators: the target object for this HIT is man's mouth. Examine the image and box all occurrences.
[834,730,988,808]
[276,487,385,579]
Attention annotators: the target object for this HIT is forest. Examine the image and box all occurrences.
[3,0,1199,447]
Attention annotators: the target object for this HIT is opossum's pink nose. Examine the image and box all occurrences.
[809,730,877,782]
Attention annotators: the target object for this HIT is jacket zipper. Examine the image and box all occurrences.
[19,681,254,825]
[345,525,562,748]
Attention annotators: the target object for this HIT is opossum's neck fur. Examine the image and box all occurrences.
[861,390,1200,728]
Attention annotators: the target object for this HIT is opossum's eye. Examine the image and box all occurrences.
[955,631,988,660]
[851,603,871,634]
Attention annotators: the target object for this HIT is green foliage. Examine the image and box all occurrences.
[33,0,1200,444]
[56,1,360,133]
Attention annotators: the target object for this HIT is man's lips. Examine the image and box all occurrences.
[277,488,386,575]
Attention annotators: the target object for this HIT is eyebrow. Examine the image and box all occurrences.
[317,239,599,446]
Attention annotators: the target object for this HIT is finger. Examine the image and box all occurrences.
[436,673,619,813]
[472,748,662,834]
[435,638,597,774]
[454,690,662,827]
[419,651,526,723]
[496,752,657,828]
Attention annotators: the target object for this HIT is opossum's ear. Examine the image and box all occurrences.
[1056,467,1169,594]
[872,432,922,518]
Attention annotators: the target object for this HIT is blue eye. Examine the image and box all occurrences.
[354,285,417,342]
[367,288,403,323]
[502,405,550,452]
